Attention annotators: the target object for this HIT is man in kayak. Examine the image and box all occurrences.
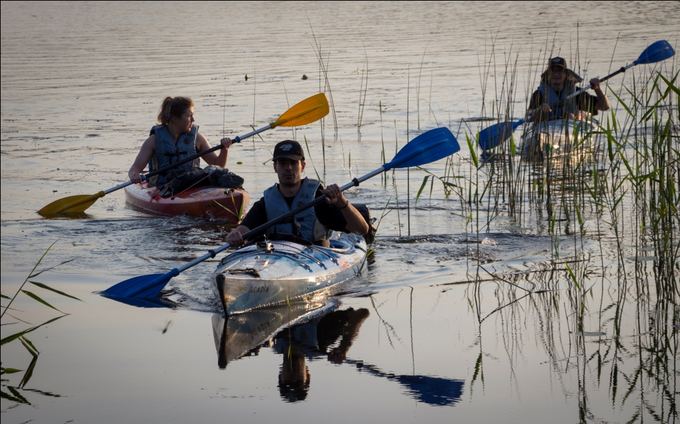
[225,140,370,246]
[526,56,610,123]
[127,96,243,197]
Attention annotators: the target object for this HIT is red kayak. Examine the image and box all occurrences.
[125,182,249,223]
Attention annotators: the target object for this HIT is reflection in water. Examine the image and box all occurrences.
[342,358,464,407]
[211,301,333,368]
[212,302,464,406]
[274,306,371,402]
[102,290,178,309]
[464,251,679,423]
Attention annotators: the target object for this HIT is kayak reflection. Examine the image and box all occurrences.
[212,301,334,368]
[212,301,464,406]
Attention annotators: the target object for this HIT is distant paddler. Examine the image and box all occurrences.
[526,56,611,123]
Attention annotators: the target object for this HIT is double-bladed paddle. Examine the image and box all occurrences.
[37,93,329,217]
[477,39,676,150]
[101,126,460,302]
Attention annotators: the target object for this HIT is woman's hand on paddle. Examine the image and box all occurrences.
[128,169,143,183]
[219,137,233,150]
[322,184,349,209]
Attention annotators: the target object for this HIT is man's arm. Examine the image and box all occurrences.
[589,78,610,112]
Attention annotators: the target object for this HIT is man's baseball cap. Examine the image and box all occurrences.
[549,57,567,70]
[273,140,304,161]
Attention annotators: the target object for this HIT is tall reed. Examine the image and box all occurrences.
[1,242,80,405]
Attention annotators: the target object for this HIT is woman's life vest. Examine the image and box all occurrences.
[147,124,200,187]
[263,178,330,243]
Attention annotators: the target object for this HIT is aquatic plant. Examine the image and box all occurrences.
[1,241,80,405]
[308,20,339,181]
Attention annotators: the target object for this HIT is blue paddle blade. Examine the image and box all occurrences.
[396,375,464,406]
[634,40,675,65]
[101,272,174,300]
[478,119,524,150]
[384,127,459,170]
[104,293,176,309]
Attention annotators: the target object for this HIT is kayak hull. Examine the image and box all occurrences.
[125,182,249,223]
[213,233,368,314]
[521,119,599,165]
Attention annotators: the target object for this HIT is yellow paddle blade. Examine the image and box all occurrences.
[272,93,329,127]
[37,192,105,217]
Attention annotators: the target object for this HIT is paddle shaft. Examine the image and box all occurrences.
[566,39,674,101]
[137,92,328,183]
[171,129,456,274]
[565,63,634,101]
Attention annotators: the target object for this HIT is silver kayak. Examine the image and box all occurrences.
[521,118,600,165]
[213,232,368,314]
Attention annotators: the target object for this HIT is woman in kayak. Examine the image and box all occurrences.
[128,96,242,196]
[526,56,610,123]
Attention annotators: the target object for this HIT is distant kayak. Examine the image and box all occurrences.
[213,232,368,314]
[124,182,249,223]
[520,118,600,165]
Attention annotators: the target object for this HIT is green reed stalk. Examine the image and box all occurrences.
[1,242,80,405]
[406,66,411,237]
[357,49,368,143]
[393,120,402,237]
[380,100,387,187]
[308,21,339,180]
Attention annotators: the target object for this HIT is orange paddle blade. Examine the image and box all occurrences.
[37,192,105,217]
[272,93,329,127]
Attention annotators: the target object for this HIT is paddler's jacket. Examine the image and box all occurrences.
[147,124,200,187]
[535,81,580,121]
[263,178,331,243]
[531,66,600,122]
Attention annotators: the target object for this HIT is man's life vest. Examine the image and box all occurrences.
[147,124,200,187]
[263,178,330,243]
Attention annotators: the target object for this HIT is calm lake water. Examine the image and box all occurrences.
[2,1,679,423]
